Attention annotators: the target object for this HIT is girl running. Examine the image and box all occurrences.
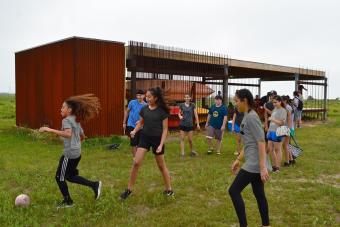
[229,89,270,227]
[267,95,287,172]
[178,94,200,157]
[282,95,295,166]
[120,87,174,200]
[39,94,102,208]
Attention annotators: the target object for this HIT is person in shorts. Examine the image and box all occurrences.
[178,94,200,157]
[205,95,228,155]
[123,90,147,156]
[267,95,287,173]
[120,87,174,200]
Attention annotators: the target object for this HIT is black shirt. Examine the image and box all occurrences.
[264,101,274,127]
[264,101,274,112]
[234,108,244,126]
[140,106,169,137]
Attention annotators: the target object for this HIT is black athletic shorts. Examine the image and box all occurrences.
[138,131,165,155]
[126,126,140,147]
[56,155,81,182]
[179,125,194,132]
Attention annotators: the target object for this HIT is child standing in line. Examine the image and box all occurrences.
[205,95,228,155]
[120,87,174,200]
[178,94,200,157]
[123,90,147,157]
[282,95,295,166]
[39,94,102,209]
[267,95,287,173]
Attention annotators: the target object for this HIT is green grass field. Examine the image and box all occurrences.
[0,94,339,227]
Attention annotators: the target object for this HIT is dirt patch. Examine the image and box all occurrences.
[270,175,340,189]
[207,198,222,207]
[134,204,151,217]
[147,183,158,193]
[301,120,328,128]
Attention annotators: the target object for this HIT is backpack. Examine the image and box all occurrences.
[294,97,303,111]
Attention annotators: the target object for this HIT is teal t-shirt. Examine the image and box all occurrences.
[208,104,227,129]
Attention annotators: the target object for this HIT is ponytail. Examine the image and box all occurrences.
[235,89,255,112]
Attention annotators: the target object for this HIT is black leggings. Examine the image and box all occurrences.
[55,156,95,199]
[228,169,269,227]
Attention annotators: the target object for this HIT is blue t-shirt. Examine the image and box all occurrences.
[127,99,147,128]
[208,104,228,129]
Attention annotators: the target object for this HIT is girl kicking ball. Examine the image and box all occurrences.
[120,87,174,200]
[39,94,102,209]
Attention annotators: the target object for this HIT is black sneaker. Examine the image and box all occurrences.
[93,181,102,200]
[57,199,74,209]
[290,159,296,165]
[190,151,198,157]
[283,162,290,167]
[120,189,132,200]
[272,166,280,173]
[163,190,175,197]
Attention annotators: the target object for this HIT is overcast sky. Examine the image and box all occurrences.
[0,0,339,98]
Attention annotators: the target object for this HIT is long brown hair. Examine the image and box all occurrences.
[272,95,285,108]
[65,94,101,122]
[235,89,255,112]
[148,87,170,114]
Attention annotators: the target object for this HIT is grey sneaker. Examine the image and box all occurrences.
[94,181,102,200]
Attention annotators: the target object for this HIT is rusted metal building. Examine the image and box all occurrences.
[15,37,125,137]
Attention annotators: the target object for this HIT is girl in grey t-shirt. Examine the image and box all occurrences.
[229,89,270,227]
[267,95,287,172]
[178,94,200,157]
[39,94,102,208]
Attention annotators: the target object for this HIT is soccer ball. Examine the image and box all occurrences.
[15,194,30,207]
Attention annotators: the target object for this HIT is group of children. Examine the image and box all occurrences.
[39,86,306,226]
[262,90,303,172]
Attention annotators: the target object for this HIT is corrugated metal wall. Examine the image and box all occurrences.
[16,39,75,131]
[75,38,125,136]
[15,37,125,137]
